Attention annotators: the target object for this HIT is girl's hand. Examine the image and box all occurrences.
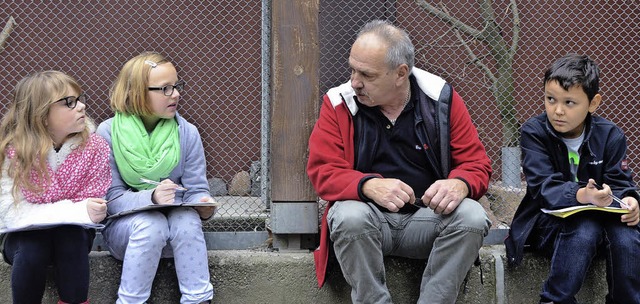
[87,198,107,223]
[152,179,178,205]
[621,197,639,226]
[194,196,218,220]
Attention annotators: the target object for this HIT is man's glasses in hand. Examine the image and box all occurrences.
[414,198,428,208]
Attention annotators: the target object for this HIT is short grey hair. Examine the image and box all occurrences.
[356,19,415,70]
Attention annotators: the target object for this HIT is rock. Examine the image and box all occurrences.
[229,171,251,196]
[250,161,261,197]
[485,182,526,227]
[208,177,228,196]
[479,195,500,229]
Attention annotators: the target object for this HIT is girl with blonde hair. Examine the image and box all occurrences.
[0,70,111,304]
[97,52,216,304]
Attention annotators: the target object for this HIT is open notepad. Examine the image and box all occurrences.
[107,201,221,220]
[541,205,630,218]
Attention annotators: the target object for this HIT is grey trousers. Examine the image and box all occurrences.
[327,199,490,304]
[102,207,214,304]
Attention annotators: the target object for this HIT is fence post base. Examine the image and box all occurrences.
[270,201,318,251]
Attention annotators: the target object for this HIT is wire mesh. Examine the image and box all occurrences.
[0,1,266,232]
[319,0,640,228]
[1,1,638,232]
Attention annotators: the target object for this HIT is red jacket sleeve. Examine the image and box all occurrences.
[306,96,379,202]
[448,89,492,199]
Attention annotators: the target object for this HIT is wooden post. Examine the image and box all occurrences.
[270,0,320,249]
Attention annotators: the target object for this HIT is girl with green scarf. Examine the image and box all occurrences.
[96,52,215,304]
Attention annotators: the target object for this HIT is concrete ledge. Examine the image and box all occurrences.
[0,246,607,304]
[503,247,608,303]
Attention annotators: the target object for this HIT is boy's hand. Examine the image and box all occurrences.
[621,197,639,226]
[87,198,107,223]
[580,179,613,207]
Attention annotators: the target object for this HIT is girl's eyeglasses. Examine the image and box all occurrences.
[53,93,86,109]
[148,80,185,96]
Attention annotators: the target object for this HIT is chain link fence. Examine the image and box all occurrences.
[0,1,266,232]
[1,1,638,233]
[320,0,640,228]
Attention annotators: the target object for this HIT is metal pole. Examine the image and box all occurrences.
[261,0,272,210]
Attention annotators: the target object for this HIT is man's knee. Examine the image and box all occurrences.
[453,199,490,234]
[328,200,379,237]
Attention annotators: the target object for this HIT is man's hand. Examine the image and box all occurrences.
[86,198,108,223]
[621,196,639,226]
[420,179,469,215]
[361,178,415,212]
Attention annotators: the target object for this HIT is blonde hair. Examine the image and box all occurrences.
[110,52,170,115]
[0,70,90,197]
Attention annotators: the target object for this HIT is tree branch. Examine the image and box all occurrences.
[0,16,17,54]
[414,0,482,38]
[439,4,497,84]
[509,0,520,57]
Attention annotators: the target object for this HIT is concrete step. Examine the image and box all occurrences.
[0,245,608,304]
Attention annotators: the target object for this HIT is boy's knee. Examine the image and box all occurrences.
[607,226,640,251]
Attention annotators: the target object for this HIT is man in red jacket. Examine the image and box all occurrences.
[306,20,492,303]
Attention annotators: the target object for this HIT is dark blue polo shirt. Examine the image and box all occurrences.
[354,76,437,212]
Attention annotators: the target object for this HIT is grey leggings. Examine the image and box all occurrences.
[102,207,214,304]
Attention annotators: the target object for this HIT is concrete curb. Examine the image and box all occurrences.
[0,246,608,303]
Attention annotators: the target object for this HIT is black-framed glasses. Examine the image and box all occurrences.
[53,93,86,109]
[148,80,185,96]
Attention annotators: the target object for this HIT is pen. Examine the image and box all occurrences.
[592,182,630,209]
[140,178,188,191]
[106,193,124,204]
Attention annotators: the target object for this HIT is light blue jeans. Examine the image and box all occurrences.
[327,199,490,304]
[102,207,214,304]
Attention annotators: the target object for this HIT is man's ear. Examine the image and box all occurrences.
[396,64,409,84]
[588,93,602,113]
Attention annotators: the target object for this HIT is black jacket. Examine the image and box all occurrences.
[505,113,639,266]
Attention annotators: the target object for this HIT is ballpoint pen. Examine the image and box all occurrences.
[106,193,124,204]
[592,182,630,209]
[140,178,188,191]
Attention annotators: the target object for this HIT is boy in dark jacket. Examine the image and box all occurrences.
[505,53,640,304]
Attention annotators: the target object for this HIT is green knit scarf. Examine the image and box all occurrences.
[111,112,180,190]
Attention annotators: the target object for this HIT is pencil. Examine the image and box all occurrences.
[140,178,188,191]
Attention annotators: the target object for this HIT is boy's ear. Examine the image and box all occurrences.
[588,93,602,113]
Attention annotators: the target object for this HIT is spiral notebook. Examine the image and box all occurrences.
[541,204,629,218]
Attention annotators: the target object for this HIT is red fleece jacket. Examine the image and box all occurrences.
[307,68,492,288]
